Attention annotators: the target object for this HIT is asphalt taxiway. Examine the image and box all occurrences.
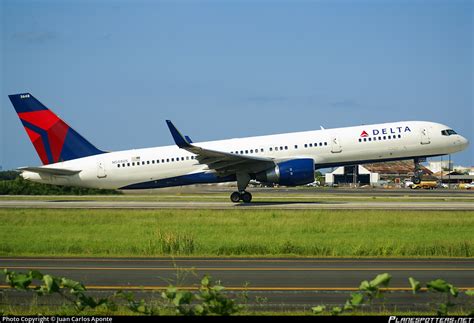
[1,257,472,311]
[0,200,473,210]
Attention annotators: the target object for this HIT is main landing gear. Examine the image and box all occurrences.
[230,191,252,203]
[230,172,253,203]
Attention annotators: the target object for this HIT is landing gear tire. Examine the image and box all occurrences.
[241,192,252,203]
[230,191,253,203]
[230,192,241,203]
[413,177,421,184]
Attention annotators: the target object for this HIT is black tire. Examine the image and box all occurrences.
[413,177,421,184]
[230,192,241,203]
[241,192,252,203]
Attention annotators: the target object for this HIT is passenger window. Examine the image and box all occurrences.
[319,143,323,146]
[117,164,120,168]
[324,142,328,146]
[383,136,386,140]
[275,147,279,151]
[368,138,372,141]
[309,143,313,147]
[250,149,253,153]
[358,139,361,142]
[260,148,264,152]
[398,134,401,138]
[269,147,273,151]
[363,138,367,142]
[378,136,382,140]
[186,156,189,160]
[388,135,391,139]
[127,163,130,167]
[304,144,307,148]
[294,145,298,149]
[245,150,248,154]
[122,164,125,167]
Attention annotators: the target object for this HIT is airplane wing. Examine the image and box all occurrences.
[18,166,81,176]
[166,120,275,175]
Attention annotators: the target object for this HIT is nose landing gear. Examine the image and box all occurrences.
[412,158,424,184]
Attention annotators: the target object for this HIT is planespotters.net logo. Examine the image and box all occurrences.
[388,317,473,323]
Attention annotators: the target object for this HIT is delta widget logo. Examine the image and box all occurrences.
[360,126,411,138]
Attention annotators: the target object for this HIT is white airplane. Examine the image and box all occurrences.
[9,93,469,203]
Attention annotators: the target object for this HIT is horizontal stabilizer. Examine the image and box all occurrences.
[18,166,81,176]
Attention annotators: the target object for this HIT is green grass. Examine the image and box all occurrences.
[0,209,472,257]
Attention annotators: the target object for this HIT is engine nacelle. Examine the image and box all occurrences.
[255,158,315,186]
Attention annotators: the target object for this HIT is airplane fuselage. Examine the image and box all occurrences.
[21,120,469,190]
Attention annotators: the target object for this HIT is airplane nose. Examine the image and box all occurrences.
[460,136,469,149]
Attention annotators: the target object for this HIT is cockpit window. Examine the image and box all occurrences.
[441,129,457,136]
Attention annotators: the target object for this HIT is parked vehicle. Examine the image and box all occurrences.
[306,181,320,187]
[404,180,414,188]
[410,181,438,189]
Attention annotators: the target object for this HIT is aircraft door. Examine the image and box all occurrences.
[97,161,107,178]
[420,128,431,145]
[331,136,342,153]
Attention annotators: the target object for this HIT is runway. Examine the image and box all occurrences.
[1,257,473,311]
[0,199,473,210]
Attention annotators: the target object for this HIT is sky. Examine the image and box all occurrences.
[1,0,472,170]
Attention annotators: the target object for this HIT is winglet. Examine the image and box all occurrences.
[166,120,191,148]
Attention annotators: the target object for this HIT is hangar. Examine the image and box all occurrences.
[325,160,433,186]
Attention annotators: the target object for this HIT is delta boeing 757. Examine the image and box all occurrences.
[9,93,469,203]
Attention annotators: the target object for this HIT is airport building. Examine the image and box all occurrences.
[433,171,474,185]
[325,160,433,186]
[427,160,453,173]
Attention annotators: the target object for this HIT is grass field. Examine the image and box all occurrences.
[0,209,472,257]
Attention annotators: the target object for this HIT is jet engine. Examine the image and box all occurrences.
[255,158,315,186]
